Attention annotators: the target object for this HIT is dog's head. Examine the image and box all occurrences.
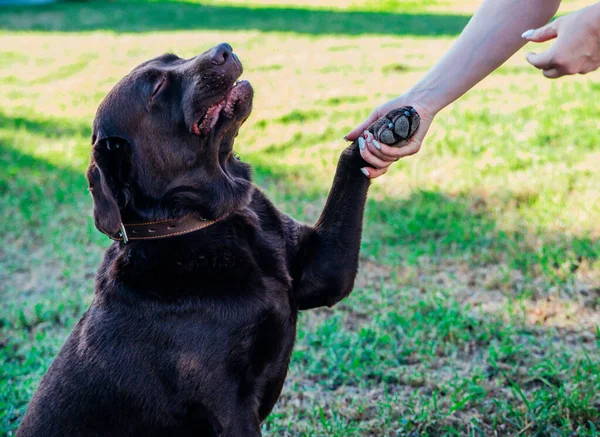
[87,44,254,238]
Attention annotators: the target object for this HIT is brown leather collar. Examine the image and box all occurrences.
[111,215,224,244]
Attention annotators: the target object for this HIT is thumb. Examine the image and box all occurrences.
[526,47,556,70]
[522,19,559,43]
[345,111,378,141]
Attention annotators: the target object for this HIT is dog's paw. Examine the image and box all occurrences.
[369,106,420,147]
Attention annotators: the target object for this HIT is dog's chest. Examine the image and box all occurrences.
[110,226,290,292]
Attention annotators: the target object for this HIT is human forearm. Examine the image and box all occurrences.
[346,0,564,177]
[409,0,562,113]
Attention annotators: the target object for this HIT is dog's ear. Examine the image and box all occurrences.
[86,136,131,238]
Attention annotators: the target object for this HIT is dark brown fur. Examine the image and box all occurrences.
[17,44,418,437]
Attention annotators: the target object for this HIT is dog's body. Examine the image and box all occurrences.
[17,44,418,436]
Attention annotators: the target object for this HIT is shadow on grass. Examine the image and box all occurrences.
[249,152,600,292]
[0,111,91,139]
[0,1,471,36]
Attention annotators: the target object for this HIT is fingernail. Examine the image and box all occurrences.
[343,136,349,141]
[373,140,381,150]
[360,167,369,177]
[358,137,366,150]
[522,29,535,38]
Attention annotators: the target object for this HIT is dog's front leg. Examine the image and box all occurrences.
[219,412,261,437]
[292,107,420,310]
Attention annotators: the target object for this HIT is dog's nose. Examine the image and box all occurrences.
[210,43,233,66]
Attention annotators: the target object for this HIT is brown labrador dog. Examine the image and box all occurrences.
[17,44,419,437]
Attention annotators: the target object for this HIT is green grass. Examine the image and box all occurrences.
[1,0,599,435]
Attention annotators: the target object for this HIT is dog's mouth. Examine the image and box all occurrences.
[193,80,253,136]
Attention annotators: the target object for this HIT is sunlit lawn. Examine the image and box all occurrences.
[1,1,599,435]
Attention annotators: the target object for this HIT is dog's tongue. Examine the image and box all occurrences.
[197,101,224,135]
[223,80,250,117]
[195,81,251,135]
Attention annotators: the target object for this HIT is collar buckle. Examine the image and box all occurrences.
[119,223,129,244]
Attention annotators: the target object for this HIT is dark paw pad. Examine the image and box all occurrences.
[369,106,420,147]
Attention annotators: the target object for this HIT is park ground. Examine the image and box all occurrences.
[0,0,599,435]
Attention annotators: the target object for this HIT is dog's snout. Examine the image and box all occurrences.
[211,43,233,66]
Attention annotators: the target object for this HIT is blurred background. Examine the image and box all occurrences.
[0,0,599,435]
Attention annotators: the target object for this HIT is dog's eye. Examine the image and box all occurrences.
[151,77,166,99]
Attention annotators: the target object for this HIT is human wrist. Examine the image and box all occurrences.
[580,2,600,43]
[403,86,444,118]
[592,3,600,29]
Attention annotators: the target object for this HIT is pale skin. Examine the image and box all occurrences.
[347,0,600,178]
